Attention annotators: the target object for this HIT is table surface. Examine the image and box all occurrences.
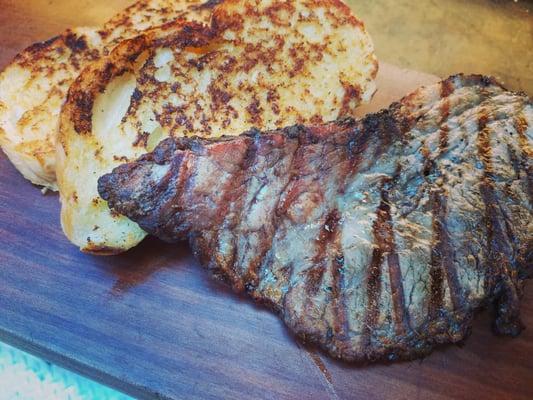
[0,1,532,400]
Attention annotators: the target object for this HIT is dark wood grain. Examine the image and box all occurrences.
[0,1,532,399]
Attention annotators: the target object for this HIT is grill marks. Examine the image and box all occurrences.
[211,138,259,291]
[249,137,300,292]
[478,113,499,294]
[274,136,309,305]
[477,113,523,335]
[159,152,191,238]
[430,190,462,312]
[515,114,533,203]
[363,220,384,344]
[231,139,261,288]
[276,131,321,219]
[439,80,452,150]
[426,80,464,316]
[307,210,341,295]
[428,190,446,319]
[363,178,408,345]
[350,116,411,349]
[281,132,353,342]
[440,77,455,99]
[282,139,341,336]
[428,203,445,317]
[386,232,409,336]
[329,145,359,347]
[98,75,533,362]
[329,222,349,345]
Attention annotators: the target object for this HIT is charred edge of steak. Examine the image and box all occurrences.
[97,118,360,213]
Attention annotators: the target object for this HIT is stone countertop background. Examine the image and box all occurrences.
[348,0,532,94]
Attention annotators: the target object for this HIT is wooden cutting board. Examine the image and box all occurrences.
[1,2,532,399]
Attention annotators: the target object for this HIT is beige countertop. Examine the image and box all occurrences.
[348,0,532,94]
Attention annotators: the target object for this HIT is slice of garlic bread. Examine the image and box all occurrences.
[0,0,216,190]
[57,0,378,254]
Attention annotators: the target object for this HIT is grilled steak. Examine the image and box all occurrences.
[98,75,533,362]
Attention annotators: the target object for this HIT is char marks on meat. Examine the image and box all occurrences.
[98,75,533,362]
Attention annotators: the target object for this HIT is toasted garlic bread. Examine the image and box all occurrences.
[57,0,378,254]
[0,0,216,190]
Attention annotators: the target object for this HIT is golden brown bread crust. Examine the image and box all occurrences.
[0,0,216,189]
[0,27,103,189]
[56,0,378,253]
[62,22,213,139]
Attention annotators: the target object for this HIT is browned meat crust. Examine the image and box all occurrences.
[98,75,533,362]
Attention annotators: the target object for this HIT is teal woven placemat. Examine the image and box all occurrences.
[0,342,133,400]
